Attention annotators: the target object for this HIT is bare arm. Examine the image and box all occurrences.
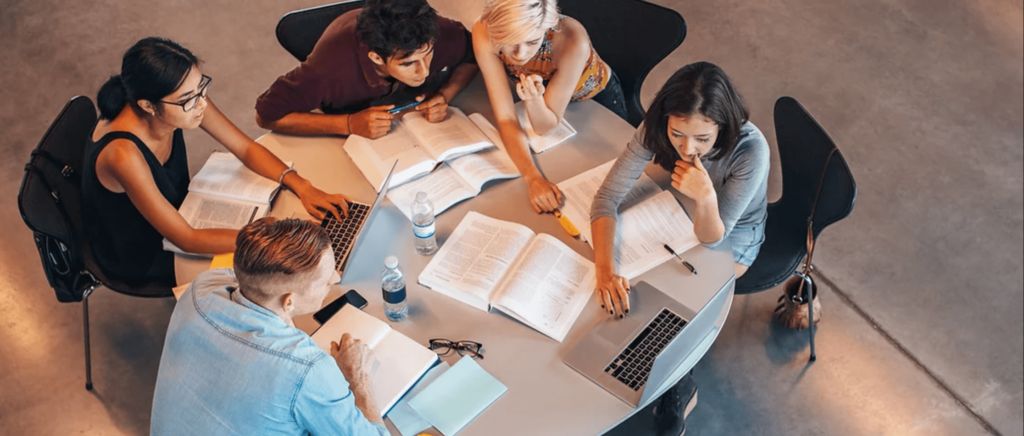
[202,99,351,220]
[97,140,236,255]
[473,20,563,212]
[521,19,591,135]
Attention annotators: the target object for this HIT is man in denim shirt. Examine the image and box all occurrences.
[151,218,388,435]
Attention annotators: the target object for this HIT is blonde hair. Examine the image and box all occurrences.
[482,0,560,47]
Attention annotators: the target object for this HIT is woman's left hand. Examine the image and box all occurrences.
[295,184,351,221]
[671,157,715,202]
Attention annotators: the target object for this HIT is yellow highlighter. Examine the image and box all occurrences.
[553,210,581,238]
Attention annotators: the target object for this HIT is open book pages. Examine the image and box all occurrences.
[387,116,519,220]
[164,152,286,255]
[515,101,577,154]
[419,212,595,342]
[190,152,286,204]
[345,107,497,189]
[310,304,438,417]
[558,160,701,279]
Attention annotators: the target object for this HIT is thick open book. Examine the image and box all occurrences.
[310,304,438,417]
[346,105,576,190]
[418,212,595,342]
[346,108,497,189]
[163,152,288,255]
[386,117,519,220]
[557,160,701,279]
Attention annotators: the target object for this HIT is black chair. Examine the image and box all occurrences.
[276,1,366,62]
[560,0,687,127]
[18,96,173,391]
[734,96,857,360]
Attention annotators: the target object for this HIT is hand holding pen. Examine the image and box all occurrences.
[663,244,698,275]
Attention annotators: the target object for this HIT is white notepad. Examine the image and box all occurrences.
[310,304,438,417]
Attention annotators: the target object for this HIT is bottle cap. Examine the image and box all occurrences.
[415,191,428,203]
[384,255,399,269]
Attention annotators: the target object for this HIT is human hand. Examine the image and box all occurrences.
[331,333,375,387]
[415,93,449,123]
[596,265,630,318]
[348,105,395,138]
[294,183,350,221]
[516,74,546,101]
[525,175,563,213]
[671,157,715,202]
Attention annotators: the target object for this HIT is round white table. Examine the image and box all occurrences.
[175,78,734,435]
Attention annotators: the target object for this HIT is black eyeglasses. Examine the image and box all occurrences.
[161,74,212,112]
[428,339,484,359]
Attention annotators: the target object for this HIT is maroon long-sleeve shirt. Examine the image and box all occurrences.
[256,10,473,124]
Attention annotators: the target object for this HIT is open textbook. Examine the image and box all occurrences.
[418,212,595,342]
[557,160,701,279]
[311,304,438,417]
[346,108,497,189]
[346,103,575,190]
[386,117,520,220]
[163,152,289,255]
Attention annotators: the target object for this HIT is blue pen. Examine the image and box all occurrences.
[388,100,422,114]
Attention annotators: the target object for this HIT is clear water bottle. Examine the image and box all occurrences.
[411,191,439,256]
[381,256,408,322]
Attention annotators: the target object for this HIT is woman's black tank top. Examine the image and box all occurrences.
[81,130,189,285]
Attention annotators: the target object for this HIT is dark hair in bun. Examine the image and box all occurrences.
[97,37,199,120]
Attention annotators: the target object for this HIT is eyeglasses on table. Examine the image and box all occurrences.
[428,339,484,359]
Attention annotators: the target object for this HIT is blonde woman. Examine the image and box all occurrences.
[473,0,625,213]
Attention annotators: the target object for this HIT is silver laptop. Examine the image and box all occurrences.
[320,161,397,277]
[562,279,733,407]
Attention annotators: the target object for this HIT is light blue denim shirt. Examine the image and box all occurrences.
[151,269,388,436]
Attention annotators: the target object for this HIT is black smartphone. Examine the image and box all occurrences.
[313,289,369,324]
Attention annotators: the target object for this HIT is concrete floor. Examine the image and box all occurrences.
[0,0,1021,435]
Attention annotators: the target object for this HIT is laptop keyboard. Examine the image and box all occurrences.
[604,308,687,391]
[320,202,369,271]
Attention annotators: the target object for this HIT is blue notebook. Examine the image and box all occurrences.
[407,356,508,435]
[388,362,451,436]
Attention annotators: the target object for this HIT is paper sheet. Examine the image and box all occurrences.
[387,362,451,436]
[408,356,507,436]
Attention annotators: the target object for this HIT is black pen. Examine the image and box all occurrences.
[663,244,698,275]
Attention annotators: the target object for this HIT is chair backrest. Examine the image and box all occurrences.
[559,0,686,127]
[18,96,101,302]
[276,1,366,62]
[735,97,857,294]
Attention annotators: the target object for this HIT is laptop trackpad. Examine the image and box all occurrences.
[595,284,657,346]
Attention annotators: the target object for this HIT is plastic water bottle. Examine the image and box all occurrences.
[411,191,439,256]
[381,256,408,322]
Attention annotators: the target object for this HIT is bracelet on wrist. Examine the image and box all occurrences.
[277,167,297,186]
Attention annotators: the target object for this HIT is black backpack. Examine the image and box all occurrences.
[18,96,102,302]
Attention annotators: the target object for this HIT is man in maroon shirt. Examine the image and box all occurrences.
[255,0,477,139]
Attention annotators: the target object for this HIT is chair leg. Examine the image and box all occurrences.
[83,287,94,391]
[803,274,817,362]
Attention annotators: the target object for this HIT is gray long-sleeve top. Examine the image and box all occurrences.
[590,121,770,247]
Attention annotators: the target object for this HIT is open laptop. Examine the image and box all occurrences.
[562,278,733,407]
[320,161,397,277]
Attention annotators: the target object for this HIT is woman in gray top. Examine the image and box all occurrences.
[591,62,770,316]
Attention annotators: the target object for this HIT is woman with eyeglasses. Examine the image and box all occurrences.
[83,37,350,286]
